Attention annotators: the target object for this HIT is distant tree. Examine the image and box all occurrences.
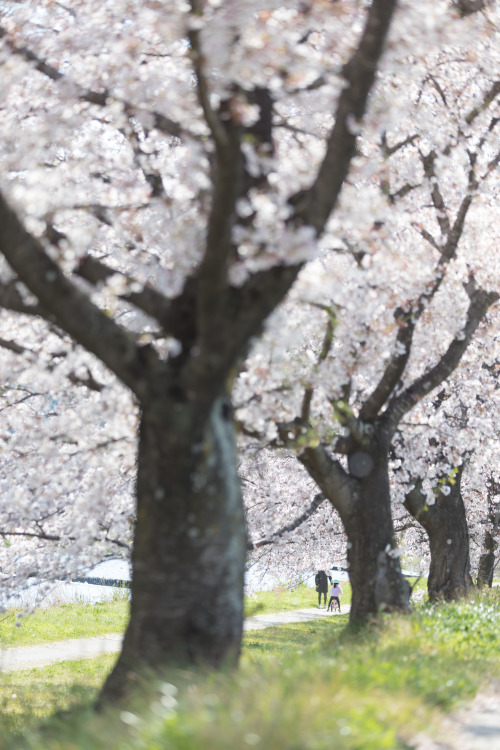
[400,345,499,601]
[0,323,135,596]
[476,476,500,588]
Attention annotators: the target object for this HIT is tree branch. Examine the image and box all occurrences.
[420,150,451,238]
[77,256,199,353]
[0,528,130,550]
[187,3,229,149]
[385,283,499,434]
[295,0,398,234]
[413,224,441,251]
[298,444,355,522]
[359,307,415,420]
[0,193,163,399]
[247,492,326,550]
[0,336,30,356]
[453,0,487,18]
[465,79,500,125]
[0,280,46,317]
[76,256,171,326]
[403,478,429,523]
[0,25,183,139]
[380,132,419,156]
[301,305,336,422]
[0,529,63,542]
[67,368,106,393]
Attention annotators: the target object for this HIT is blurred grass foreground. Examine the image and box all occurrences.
[0,586,500,749]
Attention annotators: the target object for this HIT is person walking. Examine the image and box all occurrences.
[315,570,329,608]
[327,580,343,613]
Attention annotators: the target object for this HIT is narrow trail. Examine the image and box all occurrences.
[0,606,343,672]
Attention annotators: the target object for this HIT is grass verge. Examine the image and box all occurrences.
[0,596,129,648]
[0,655,117,736]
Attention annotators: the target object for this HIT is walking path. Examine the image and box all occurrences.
[0,633,124,673]
[411,684,500,750]
[0,606,341,672]
[243,605,345,631]
[1,606,499,749]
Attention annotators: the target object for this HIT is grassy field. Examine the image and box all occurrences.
[0,655,117,736]
[0,595,129,648]
[0,586,500,748]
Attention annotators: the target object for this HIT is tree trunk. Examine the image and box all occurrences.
[299,435,410,623]
[476,530,498,588]
[101,394,246,702]
[344,447,410,621]
[476,502,499,589]
[427,515,472,601]
[404,467,472,601]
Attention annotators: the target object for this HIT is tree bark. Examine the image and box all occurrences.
[476,530,497,589]
[404,467,472,601]
[344,443,410,620]
[101,394,246,702]
[299,432,410,623]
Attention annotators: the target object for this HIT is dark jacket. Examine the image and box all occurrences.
[315,570,328,593]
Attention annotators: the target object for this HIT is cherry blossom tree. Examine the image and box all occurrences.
[0,0,400,700]
[400,332,499,600]
[476,476,500,588]
[0,318,135,600]
[236,1,500,621]
[241,445,347,588]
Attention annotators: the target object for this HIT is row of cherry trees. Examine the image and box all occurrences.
[0,0,498,704]
[238,0,500,613]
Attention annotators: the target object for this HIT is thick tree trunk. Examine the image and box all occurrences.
[299,437,410,623]
[101,394,246,702]
[476,530,498,589]
[427,513,472,601]
[404,468,472,601]
[476,504,499,589]
[344,448,410,621]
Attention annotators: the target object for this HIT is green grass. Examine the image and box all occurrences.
[0,655,118,736]
[1,590,500,749]
[244,582,352,617]
[0,579,424,648]
[0,596,129,648]
[1,584,345,646]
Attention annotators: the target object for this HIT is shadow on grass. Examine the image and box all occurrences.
[242,615,349,660]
